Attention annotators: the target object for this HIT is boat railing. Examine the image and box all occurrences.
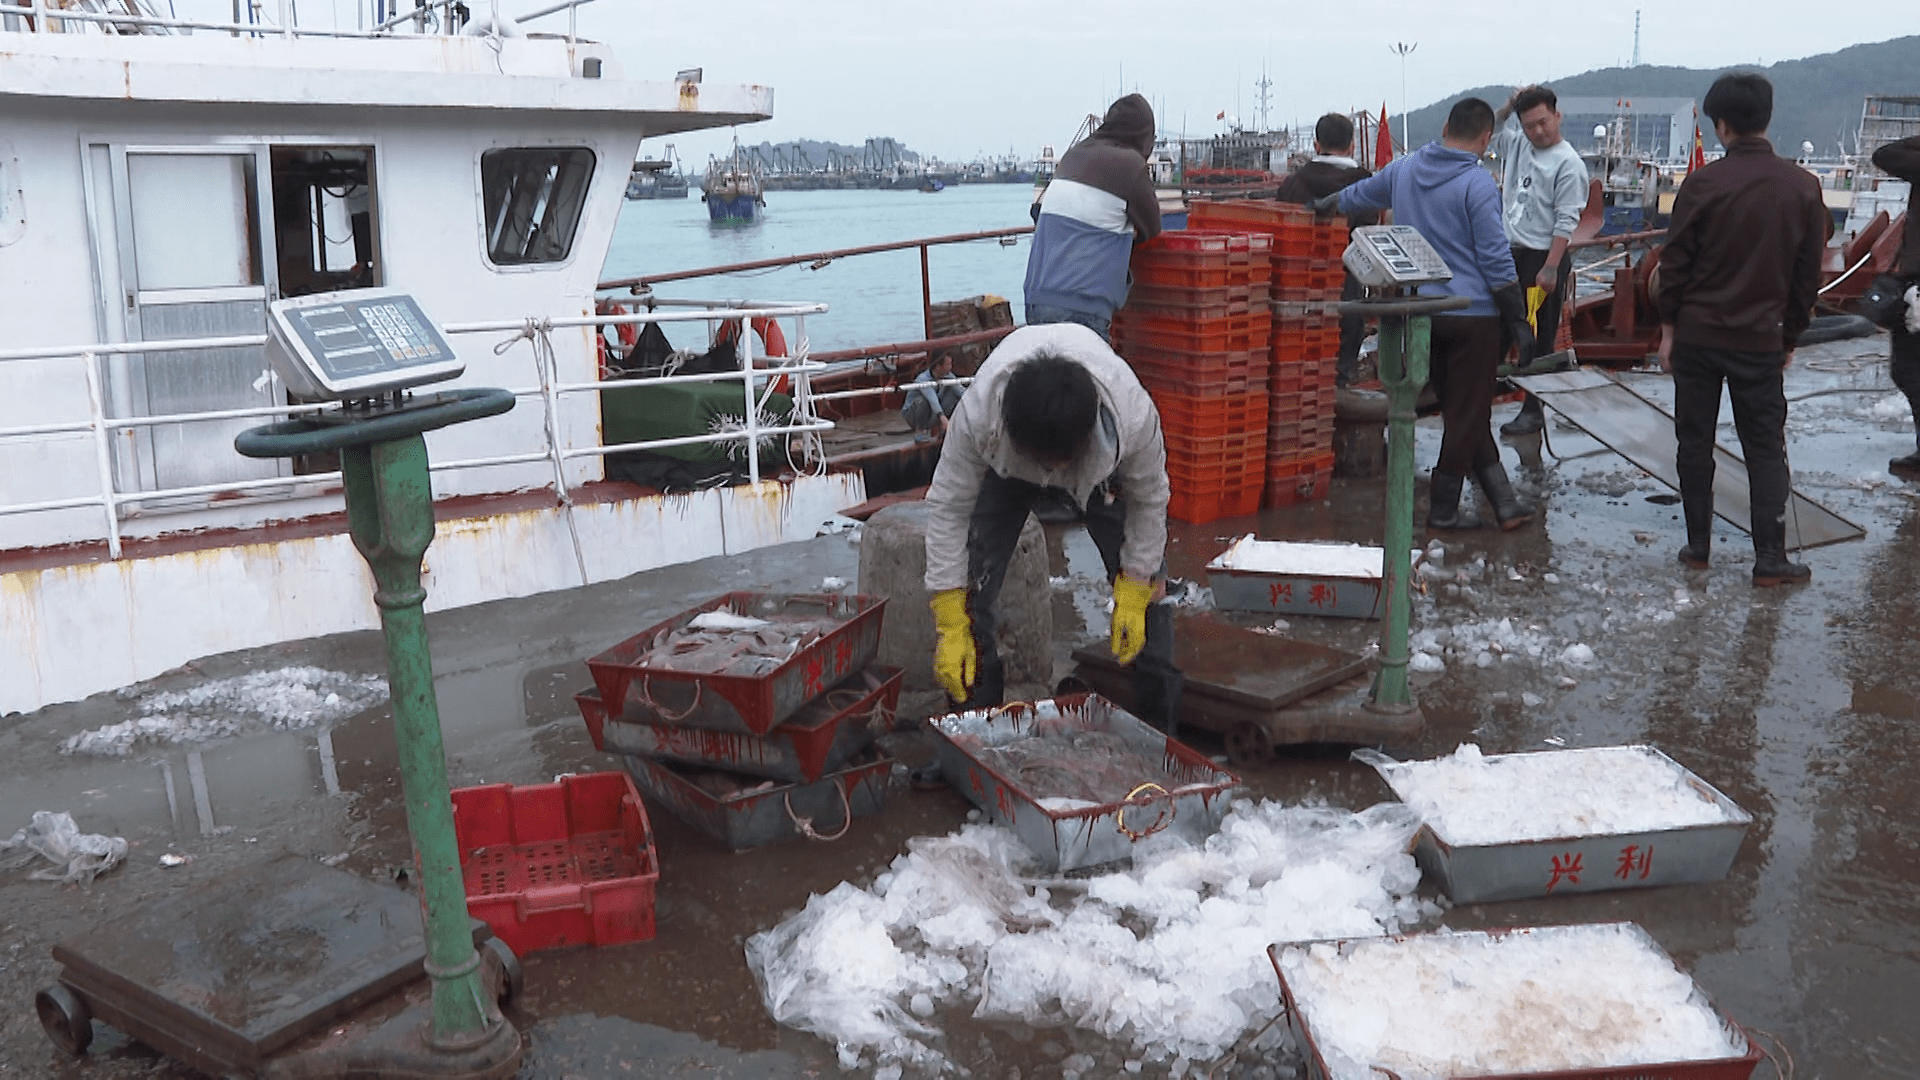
[0,0,591,39]
[0,299,830,561]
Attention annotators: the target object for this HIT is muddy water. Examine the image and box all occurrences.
[4,338,1920,1077]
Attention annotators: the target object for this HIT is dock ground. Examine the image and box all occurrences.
[3,332,1916,1078]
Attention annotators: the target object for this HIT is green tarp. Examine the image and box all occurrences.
[600,380,793,463]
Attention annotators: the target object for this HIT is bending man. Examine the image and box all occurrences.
[922,324,1183,733]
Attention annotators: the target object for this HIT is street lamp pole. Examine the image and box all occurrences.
[1390,42,1417,152]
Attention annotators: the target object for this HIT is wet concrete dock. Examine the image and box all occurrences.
[2,334,1917,1078]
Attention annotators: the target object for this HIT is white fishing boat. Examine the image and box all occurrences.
[0,3,861,716]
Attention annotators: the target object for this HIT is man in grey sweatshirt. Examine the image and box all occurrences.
[1492,85,1589,436]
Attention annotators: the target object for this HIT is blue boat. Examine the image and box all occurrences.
[702,138,764,224]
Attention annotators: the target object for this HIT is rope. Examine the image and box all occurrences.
[784,777,854,842]
[635,676,702,723]
[1817,250,1875,296]
[497,317,590,586]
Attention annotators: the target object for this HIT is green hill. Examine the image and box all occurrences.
[1398,35,1920,155]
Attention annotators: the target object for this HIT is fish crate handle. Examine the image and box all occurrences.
[1116,781,1176,841]
[635,676,702,723]
[784,775,854,842]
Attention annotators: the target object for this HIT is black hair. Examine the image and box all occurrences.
[1445,98,1496,141]
[1314,112,1355,152]
[1703,72,1772,137]
[1513,85,1558,117]
[1002,354,1097,464]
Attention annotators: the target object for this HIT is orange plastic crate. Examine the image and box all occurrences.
[1165,428,1268,469]
[1114,311,1265,354]
[1128,282,1241,311]
[1262,451,1336,508]
[1153,388,1269,438]
[1136,365,1257,400]
[1187,199,1308,232]
[1168,479,1264,524]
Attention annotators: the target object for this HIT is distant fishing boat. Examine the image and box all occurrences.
[627,143,689,200]
[703,137,764,223]
[919,177,945,193]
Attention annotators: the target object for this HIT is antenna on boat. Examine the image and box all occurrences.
[1632,9,1641,67]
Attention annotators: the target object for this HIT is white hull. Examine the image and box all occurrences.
[0,472,864,716]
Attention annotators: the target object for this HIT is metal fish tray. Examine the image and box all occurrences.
[619,750,895,851]
[1205,536,1424,620]
[574,666,903,785]
[586,591,887,736]
[925,693,1241,872]
[1358,745,1753,903]
[1268,924,1765,1080]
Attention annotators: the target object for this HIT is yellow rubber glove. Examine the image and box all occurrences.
[1525,286,1547,333]
[1110,574,1153,665]
[929,588,976,702]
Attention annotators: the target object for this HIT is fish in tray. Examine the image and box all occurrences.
[966,730,1190,810]
[642,613,835,677]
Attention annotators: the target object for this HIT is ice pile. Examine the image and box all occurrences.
[1865,393,1913,423]
[745,800,1437,1073]
[1408,617,1566,672]
[1275,923,1745,1078]
[1368,744,1741,845]
[61,666,388,756]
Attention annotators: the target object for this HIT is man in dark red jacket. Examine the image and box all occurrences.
[1870,134,1920,475]
[1656,73,1826,586]
[1277,112,1377,387]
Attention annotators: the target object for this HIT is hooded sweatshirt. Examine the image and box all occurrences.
[1024,94,1163,320]
[1337,142,1517,317]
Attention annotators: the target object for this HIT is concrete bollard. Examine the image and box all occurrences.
[857,501,1052,693]
[1333,387,1388,480]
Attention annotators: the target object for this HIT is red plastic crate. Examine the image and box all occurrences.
[1165,427,1266,466]
[1137,230,1234,255]
[1113,310,1263,354]
[1168,475,1265,524]
[451,771,660,955]
[1127,282,1243,313]
[1262,451,1336,508]
[1136,364,1258,400]
[1186,199,1309,233]
[1152,388,1269,438]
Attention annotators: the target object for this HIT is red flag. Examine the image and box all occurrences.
[1216,110,1226,121]
[1689,107,1706,172]
[1375,102,1394,168]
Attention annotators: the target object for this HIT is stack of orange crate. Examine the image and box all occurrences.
[1190,199,1345,508]
[1111,230,1272,524]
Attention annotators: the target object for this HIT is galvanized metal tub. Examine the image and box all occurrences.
[1268,924,1766,1080]
[1205,536,1422,620]
[925,693,1241,872]
[1359,745,1752,903]
[575,665,902,785]
[586,591,887,736]
[619,750,894,851]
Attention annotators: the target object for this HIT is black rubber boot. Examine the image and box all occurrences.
[1426,470,1482,530]
[1500,395,1546,437]
[1890,449,1920,477]
[1678,493,1712,569]
[1751,518,1811,587]
[1473,462,1534,530]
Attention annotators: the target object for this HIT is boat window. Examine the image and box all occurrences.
[271,146,378,300]
[481,147,596,266]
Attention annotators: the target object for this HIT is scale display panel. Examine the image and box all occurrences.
[266,289,463,399]
[1343,225,1454,289]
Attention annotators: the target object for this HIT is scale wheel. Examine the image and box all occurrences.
[482,936,523,1010]
[35,986,92,1056]
[1054,676,1091,696]
[1224,722,1275,766]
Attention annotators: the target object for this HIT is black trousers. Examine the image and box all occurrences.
[1335,270,1365,387]
[1509,245,1573,352]
[1892,322,1920,451]
[1428,315,1504,476]
[1671,343,1790,551]
[961,471,1184,733]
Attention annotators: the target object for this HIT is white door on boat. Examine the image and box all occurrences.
[87,144,288,498]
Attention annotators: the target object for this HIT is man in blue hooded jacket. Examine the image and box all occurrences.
[1321,98,1538,530]
[1024,94,1163,340]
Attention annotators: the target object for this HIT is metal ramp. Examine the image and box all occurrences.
[1514,368,1865,551]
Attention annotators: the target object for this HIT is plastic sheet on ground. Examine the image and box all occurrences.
[1,811,128,885]
[744,799,1436,1074]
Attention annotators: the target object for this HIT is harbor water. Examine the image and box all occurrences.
[602,184,1036,353]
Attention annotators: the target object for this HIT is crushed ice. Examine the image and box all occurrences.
[61,666,388,756]
[1367,744,1742,845]
[744,800,1437,1073]
[1275,923,1743,1077]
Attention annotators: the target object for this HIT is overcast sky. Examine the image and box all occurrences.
[582,1,1920,168]
[189,2,1920,166]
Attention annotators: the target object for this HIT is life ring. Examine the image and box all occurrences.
[713,315,788,359]
[596,298,640,375]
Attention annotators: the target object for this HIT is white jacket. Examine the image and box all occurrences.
[922,324,1169,592]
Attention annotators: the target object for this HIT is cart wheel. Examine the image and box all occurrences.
[481,937,523,1010]
[1054,675,1091,697]
[36,986,92,1056]
[1224,722,1275,766]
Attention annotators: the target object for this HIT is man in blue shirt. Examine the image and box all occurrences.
[1321,98,1539,530]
